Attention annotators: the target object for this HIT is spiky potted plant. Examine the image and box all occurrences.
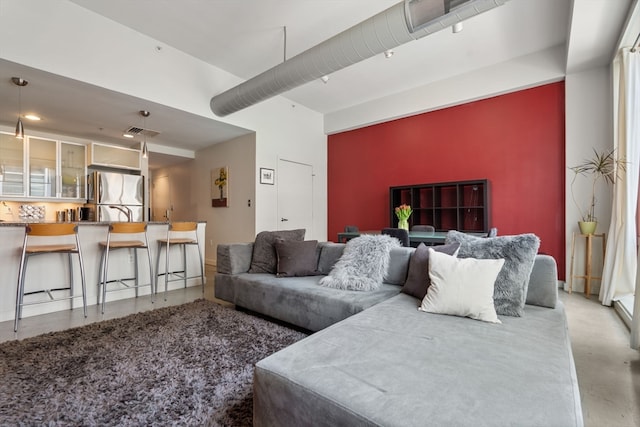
[570,148,626,234]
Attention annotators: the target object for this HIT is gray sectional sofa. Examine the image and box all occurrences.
[215,239,583,427]
[215,242,410,332]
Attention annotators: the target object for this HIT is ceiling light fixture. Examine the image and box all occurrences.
[210,0,509,117]
[123,133,134,138]
[11,77,28,139]
[384,50,394,59]
[24,114,41,121]
[140,110,150,159]
[320,75,330,83]
[452,22,464,33]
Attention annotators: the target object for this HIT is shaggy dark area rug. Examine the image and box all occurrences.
[0,299,307,426]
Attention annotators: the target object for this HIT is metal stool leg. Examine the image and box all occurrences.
[164,240,170,301]
[181,244,188,288]
[14,247,28,332]
[196,242,205,294]
[97,246,106,306]
[154,241,163,295]
[77,245,88,318]
[134,249,139,298]
[68,253,74,310]
[145,244,154,303]
[102,245,111,314]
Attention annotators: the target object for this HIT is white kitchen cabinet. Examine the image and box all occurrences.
[28,136,57,197]
[60,141,86,199]
[88,142,141,170]
[0,132,25,196]
[28,138,86,199]
[0,132,86,200]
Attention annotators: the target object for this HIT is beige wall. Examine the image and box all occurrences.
[150,160,194,222]
[193,133,256,265]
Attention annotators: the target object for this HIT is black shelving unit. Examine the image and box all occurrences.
[389,179,490,233]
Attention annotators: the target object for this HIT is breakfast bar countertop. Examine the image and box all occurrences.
[0,220,206,227]
[0,221,207,323]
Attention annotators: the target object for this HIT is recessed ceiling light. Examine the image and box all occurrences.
[123,133,134,138]
[24,114,41,121]
[383,50,394,59]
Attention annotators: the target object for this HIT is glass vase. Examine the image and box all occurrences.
[398,218,409,231]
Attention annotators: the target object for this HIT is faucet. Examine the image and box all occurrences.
[108,205,133,222]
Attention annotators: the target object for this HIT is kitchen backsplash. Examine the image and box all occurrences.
[1,201,84,222]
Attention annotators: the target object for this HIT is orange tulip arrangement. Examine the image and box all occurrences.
[395,204,412,231]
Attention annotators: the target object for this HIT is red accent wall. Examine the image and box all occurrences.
[328,82,566,277]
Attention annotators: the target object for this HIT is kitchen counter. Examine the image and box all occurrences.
[0,221,206,323]
[0,220,206,226]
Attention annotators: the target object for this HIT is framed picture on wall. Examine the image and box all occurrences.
[260,168,275,185]
[212,166,228,207]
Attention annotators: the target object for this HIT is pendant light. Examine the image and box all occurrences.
[12,77,28,139]
[140,110,150,159]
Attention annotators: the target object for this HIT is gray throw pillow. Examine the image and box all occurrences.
[248,229,306,274]
[275,240,319,277]
[317,243,346,275]
[401,242,460,301]
[445,230,540,317]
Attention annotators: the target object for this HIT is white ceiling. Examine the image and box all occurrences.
[0,0,636,168]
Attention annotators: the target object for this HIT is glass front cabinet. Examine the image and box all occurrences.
[60,141,86,199]
[28,137,57,198]
[0,132,25,196]
[0,132,86,200]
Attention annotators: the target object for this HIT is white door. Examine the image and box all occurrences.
[152,175,171,221]
[277,159,313,235]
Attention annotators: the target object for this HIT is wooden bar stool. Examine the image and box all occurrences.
[155,222,205,301]
[14,223,87,331]
[98,222,154,313]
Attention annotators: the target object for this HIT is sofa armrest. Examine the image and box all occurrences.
[526,254,558,308]
[217,243,254,274]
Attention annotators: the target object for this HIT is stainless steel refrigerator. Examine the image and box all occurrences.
[87,171,144,222]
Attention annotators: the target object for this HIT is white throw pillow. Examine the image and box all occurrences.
[419,248,504,324]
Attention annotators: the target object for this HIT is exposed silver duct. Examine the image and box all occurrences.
[210,0,508,117]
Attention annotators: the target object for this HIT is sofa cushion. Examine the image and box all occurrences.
[445,231,540,317]
[249,229,306,274]
[419,249,503,323]
[275,240,319,277]
[402,242,460,300]
[526,254,558,308]
[230,273,401,332]
[385,247,414,285]
[317,242,346,275]
[319,235,400,291]
[216,243,254,275]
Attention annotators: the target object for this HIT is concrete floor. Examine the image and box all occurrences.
[0,265,230,343]
[560,291,640,427]
[1,266,638,426]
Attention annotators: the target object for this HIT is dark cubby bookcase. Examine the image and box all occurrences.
[390,179,489,233]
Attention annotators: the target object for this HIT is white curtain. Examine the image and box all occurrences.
[601,49,640,349]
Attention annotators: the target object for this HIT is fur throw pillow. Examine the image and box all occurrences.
[319,234,400,291]
[445,230,540,317]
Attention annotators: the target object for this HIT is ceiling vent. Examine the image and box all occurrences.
[123,126,160,138]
